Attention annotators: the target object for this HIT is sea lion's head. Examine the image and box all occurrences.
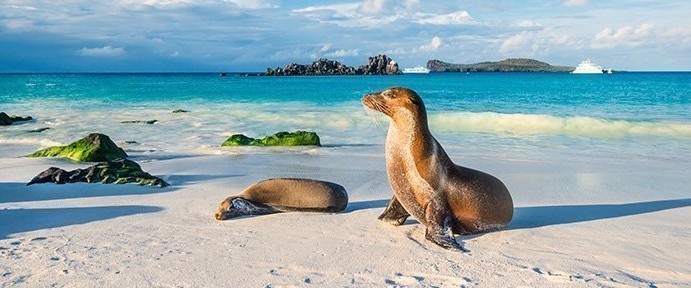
[362,87,425,120]
[214,196,269,220]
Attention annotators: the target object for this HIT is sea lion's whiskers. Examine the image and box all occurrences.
[363,104,382,129]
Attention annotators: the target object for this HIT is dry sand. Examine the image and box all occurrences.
[1,151,690,287]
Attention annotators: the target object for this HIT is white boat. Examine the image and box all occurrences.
[572,59,604,74]
[403,66,430,74]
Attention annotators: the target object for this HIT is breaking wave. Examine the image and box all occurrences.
[428,112,691,138]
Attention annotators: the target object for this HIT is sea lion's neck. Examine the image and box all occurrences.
[387,110,434,159]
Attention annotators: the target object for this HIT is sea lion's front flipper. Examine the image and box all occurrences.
[378,196,410,226]
[424,201,469,252]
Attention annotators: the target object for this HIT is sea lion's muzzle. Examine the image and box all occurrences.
[362,93,391,116]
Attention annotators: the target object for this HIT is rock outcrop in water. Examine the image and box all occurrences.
[427,58,574,73]
[358,55,402,75]
[27,133,128,162]
[1,112,33,126]
[265,55,401,76]
[27,158,168,187]
[266,59,357,76]
[222,131,321,146]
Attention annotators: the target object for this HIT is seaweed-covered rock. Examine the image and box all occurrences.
[172,109,189,113]
[1,112,33,126]
[27,158,168,187]
[27,133,127,162]
[221,131,321,147]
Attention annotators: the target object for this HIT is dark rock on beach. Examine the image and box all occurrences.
[1,112,33,126]
[27,158,168,187]
[121,120,158,124]
[264,54,401,76]
[27,133,128,162]
[427,58,574,73]
[222,131,321,147]
[28,127,51,133]
[172,109,189,113]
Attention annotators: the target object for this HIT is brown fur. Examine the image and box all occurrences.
[215,178,348,220]
[363,87,513,251]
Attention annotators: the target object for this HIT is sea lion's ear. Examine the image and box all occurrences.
[409,97,420,105]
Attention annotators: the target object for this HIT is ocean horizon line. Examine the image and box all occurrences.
[2,70,691,75]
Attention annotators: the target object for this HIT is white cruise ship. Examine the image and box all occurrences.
[403,66,430,74]
[572,59,604,74]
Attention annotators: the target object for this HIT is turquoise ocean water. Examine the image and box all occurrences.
[0,73,689,162]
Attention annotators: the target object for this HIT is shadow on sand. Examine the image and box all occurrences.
[0,205,163,239]
[0,182,179,203]
[510,198,691,230]
[344,198,691,231]
[344,199,390,213]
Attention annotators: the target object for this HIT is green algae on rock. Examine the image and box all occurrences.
[27,133,128,162]
[172,109,189,113]
[27,158,168,187]
[221,131,321,147]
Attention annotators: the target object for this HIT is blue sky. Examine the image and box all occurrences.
[1,0,690,72]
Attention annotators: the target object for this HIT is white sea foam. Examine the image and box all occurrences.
[428,112,691,138]
[0,137,63,147]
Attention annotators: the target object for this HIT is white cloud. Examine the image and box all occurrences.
[415,10,473,25]
[359,0,385,15]
[591,24,655,49]
[419,36,442,52]
[292,2,400,28]
[310,44,332,58]
[224,0,277,9]
[118,0,276,9]
[500,32,532,54]
[293,2,472,28]
[78,46,126,57]
[324,49,359,57]
[500,28,583,55]
[563,0,588,7]
[3,19,34,30]
[404,0,419,10]
[311,43,359,58]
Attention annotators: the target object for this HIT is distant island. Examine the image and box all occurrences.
[264,54,402,76]
[427,58,574,73]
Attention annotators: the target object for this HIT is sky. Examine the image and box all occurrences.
[1,0,690,72]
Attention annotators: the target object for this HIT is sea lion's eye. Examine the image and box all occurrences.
[383,90,396,98]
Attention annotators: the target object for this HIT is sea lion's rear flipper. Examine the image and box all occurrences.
[378,196,410,226]
[424,202,469,252]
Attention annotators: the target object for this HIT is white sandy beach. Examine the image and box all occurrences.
[1,145,689,287]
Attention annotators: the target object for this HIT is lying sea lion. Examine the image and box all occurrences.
[362,87,513,251]
[214,178,348,220]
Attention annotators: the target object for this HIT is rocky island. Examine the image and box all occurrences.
[427,58,574,73]
[265,54,401,76]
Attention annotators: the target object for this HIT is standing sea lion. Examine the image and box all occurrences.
[215,178,348,220]
[362,87,513,251]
